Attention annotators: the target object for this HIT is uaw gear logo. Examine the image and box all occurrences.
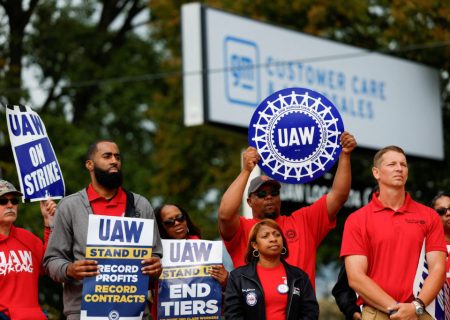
[245,292,258,306]
[108,310,120,320]
[248,87,344,184]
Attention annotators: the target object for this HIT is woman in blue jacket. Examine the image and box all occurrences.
[224,219,319,320]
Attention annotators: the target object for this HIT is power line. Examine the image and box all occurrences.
[3,39,450,94]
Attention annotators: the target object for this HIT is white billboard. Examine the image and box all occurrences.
[182,3,444,160]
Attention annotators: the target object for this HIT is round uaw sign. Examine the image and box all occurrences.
[248,87,344,184]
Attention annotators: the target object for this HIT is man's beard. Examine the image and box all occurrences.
[94,166,123,189]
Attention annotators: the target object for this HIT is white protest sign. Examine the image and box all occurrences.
[158,240,223,320]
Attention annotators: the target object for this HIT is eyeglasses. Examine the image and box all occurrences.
[254,189,280,198]
[435,207,450,216]
[0,198,19,206]
[162,213,186,227]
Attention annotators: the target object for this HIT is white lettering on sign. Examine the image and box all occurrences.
[170,283,210,298]
[277,127,315,147]
[160,299,218,316]
[24,161,61,195]
[169,242,212,263]
[98,219,144,243]
[8,113,44,136]
[29,143,46,167]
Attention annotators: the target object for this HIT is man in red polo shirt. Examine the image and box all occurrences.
[218,131,356,287]
[44,140,163,320]
[341,146,447,319]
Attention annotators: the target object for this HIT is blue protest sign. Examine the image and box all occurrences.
[158,240,223,320]
[80,216,154,320]
[6,104,65,201]
[248,87,344,184]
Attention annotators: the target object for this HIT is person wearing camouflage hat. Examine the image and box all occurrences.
[0,180,56,320]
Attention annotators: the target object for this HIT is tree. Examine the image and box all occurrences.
[0,0,165,317]
[1,0,165,213]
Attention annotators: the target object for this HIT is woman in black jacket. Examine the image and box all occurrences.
[224,219,319,320]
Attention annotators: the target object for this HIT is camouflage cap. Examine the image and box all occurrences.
[0,180,23,197]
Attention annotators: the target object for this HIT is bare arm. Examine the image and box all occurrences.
[390,251,446,319]
[218,147,259,241]
[40,199,56,228]
[345,255,397,313]
[66,260,99,280]
[326,131,356,221]
[417,250,446,305]
[141,256,162,279]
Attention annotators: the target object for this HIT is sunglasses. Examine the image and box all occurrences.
[162,213,186,227]
[435,207,450,216]
[0,198,19,206]
[254,189,280,198]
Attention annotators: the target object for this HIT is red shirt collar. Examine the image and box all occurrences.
[87,184,127,216]
[87,184,126,205]
[370,191,415,213]
[0,225,15,242]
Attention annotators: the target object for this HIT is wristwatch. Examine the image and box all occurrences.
[412,299,425,315]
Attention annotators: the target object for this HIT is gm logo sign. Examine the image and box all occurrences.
[224,36,260,106]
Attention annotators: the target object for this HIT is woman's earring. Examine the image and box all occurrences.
[281,247,287,255]
[252,249,260,258]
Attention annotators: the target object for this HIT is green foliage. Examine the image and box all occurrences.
[1,1,165,317]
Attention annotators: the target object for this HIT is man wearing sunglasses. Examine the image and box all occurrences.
[218,131,356,287]
[43,140,163,320]
[430,192,450,286]
[0,179,56,320]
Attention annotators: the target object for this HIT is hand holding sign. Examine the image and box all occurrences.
[340,132,357,155]
[242,147,260,173]
[207,265,229,288]
[40,199,57,227]
[141,256,162,277]
[67,260,99,281]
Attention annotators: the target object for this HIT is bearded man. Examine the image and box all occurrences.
[44,140,163,320]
